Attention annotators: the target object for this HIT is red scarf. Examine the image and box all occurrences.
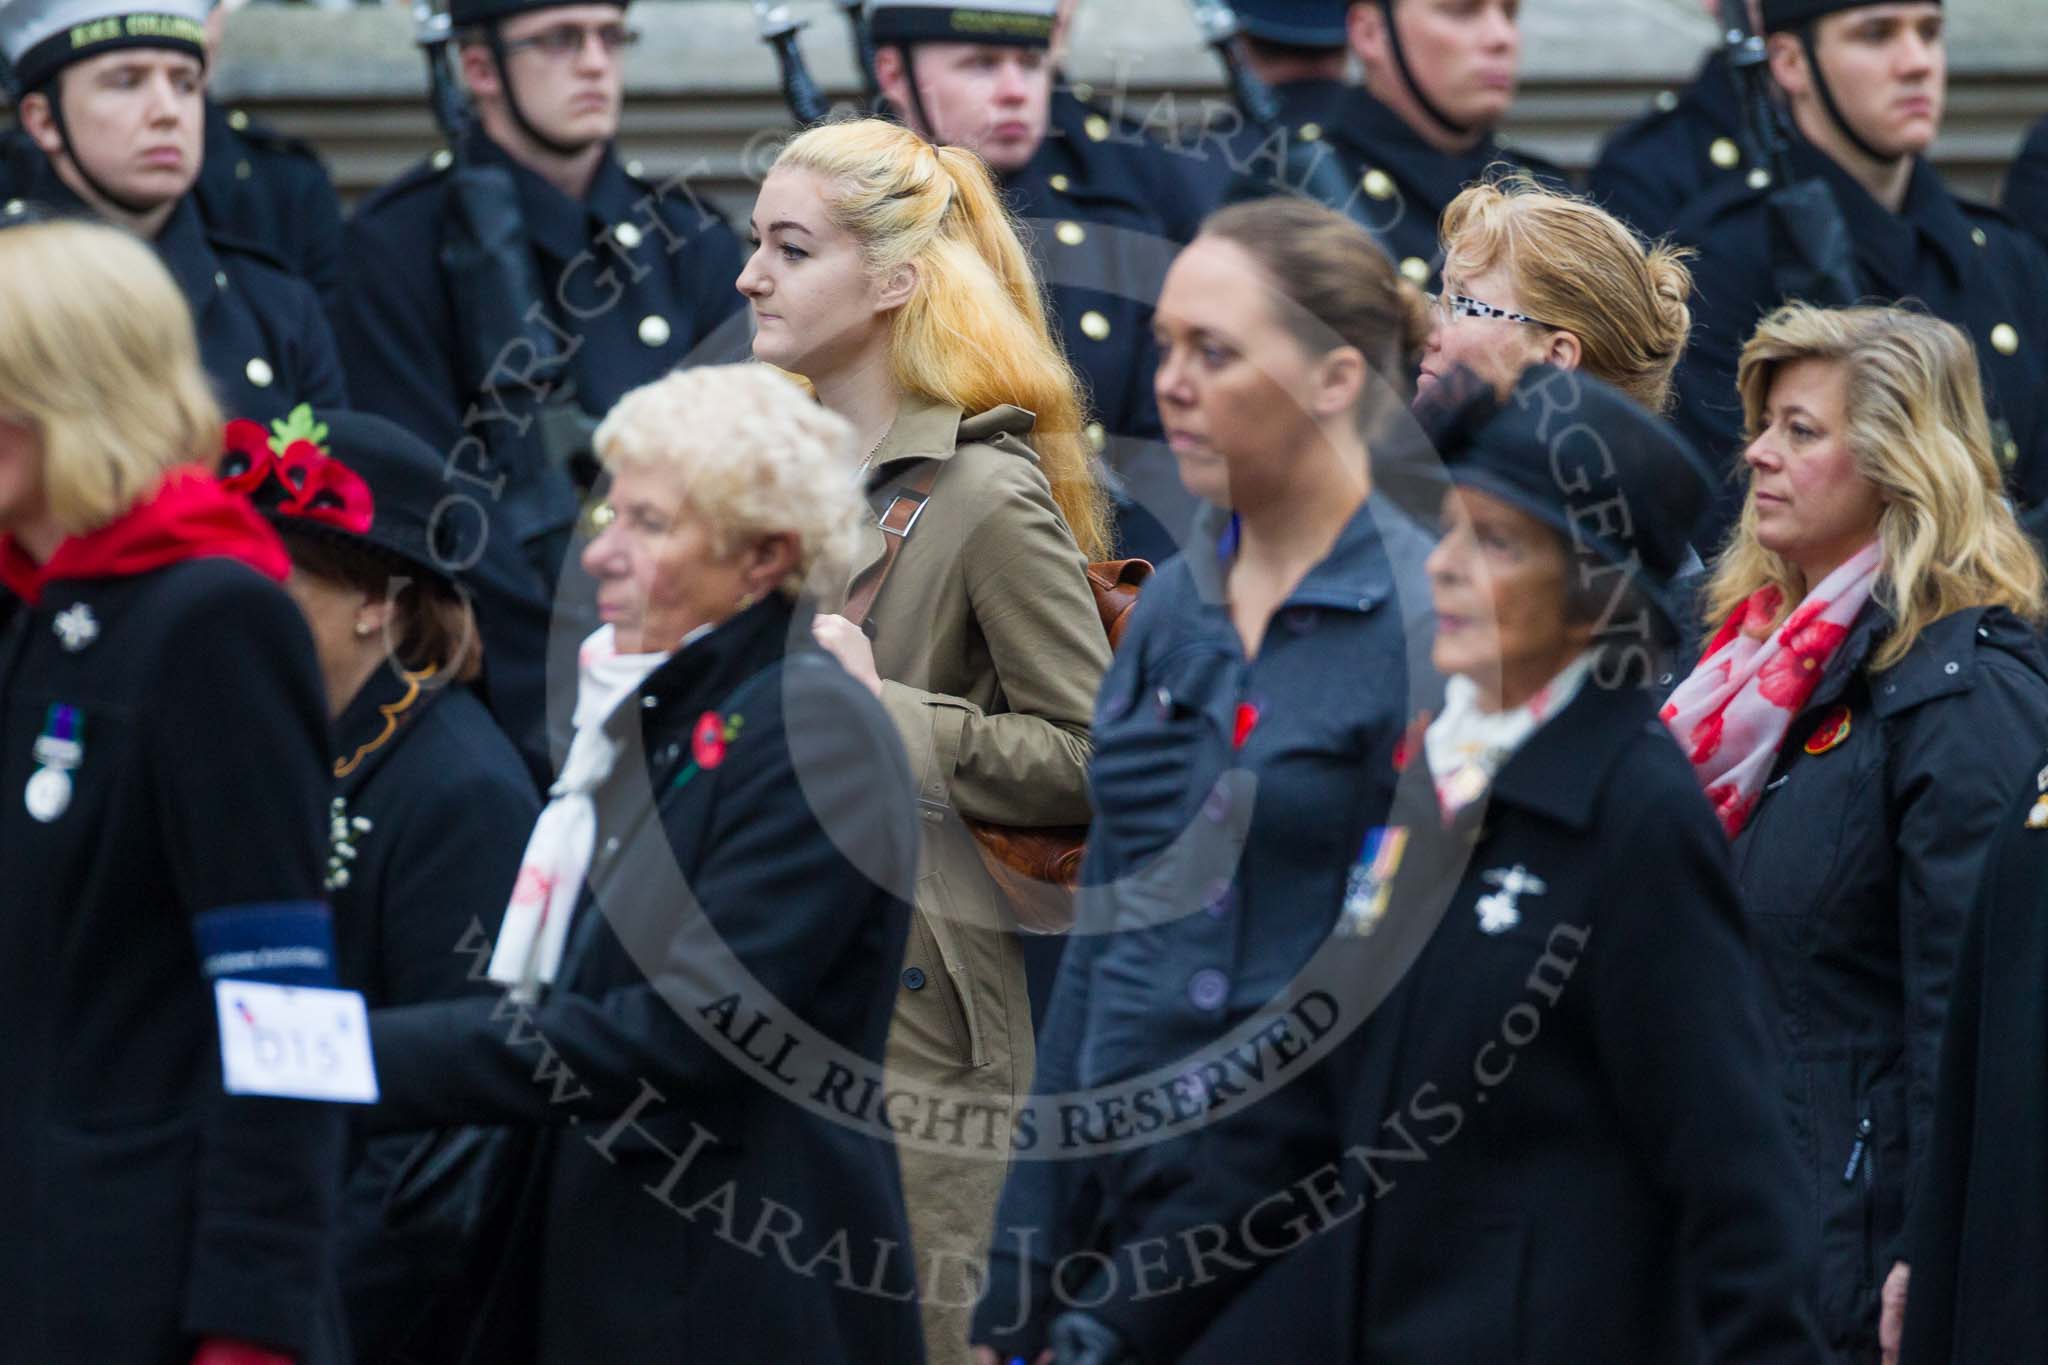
[0,466,289,606]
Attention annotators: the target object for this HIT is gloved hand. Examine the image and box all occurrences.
[192,1339,296,1365]
[1050,1311,1136,1365]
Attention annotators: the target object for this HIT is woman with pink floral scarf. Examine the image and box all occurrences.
[1664,303,2048,1365]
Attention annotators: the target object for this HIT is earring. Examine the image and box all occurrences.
[354,621,375,638]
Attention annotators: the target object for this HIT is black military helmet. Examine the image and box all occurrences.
[1231,0,1346,49]
[219,405,477,590]
[1418,364,1713,642]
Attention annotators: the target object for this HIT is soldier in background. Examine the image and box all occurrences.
[0,0,344,422]
[1221,0,1564,291]
[197,0,344,319]
[2005,112,2048,254]
[1665,0,2048,541]
[871,0,1188,561]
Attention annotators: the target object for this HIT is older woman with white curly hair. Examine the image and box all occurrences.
[359,363,927,1364]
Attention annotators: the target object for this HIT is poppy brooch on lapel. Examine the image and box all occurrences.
[1803,705,1852,756]
[671,711,746,793]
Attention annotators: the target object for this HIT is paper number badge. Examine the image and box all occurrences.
[215,979,379,1104]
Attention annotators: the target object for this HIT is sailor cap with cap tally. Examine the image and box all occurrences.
[446,0,625,30]
[866,0,1056,49]
[0,0,208,94]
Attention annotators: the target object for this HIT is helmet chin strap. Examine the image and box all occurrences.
[45,86,174,219]
[1377,0,1476,142]
[1798,25,1905,167]
[484,26,604,161]
[893,44,936,144]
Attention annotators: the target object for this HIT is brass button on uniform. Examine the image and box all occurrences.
[1080,310,1111,341]
[235,160,253,181]
[614,221,643,250]
[1055,220,1086,247]
[1399,256,1430,286]
[245,358,274,388]
[228,108,250,133]
[638,315,672,347]
[1072,82,1095,103]
[1048,172,1070,193]
[1084,114,1111,143]
[1085,421,1106,452]
[1971,227,1989,247]
[214,270,228,291]
[1362,168,1395,201]
[1298,121,1322,142]
[626,159,645,178]
[1992,323,2020,356]
[431,148,454,171]
[1709,137,1741,170]
[1654,89,1679,113]
[1747,168,1772,191]
[2003,439,2021,468]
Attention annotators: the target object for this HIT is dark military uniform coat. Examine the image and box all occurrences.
[2003,113,2048,255]
[1,154,345,424]
[1591,50,1763,241]
[1068,680,1827,1365]
[365,595,925,1365]
[0,557,347,1364]
[197,99,346,321]
[974,495,1437,1364]
[1669,141,2048,537]
[1724,602,2048,1356]
[1900,749,2048,1363]
[1006,103,1191,559]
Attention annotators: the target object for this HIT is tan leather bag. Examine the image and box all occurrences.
[844,460,1152,933]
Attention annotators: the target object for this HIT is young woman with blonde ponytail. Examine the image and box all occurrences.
[737,115,1112,1365]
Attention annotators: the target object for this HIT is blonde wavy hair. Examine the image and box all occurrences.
[1706,303,2045,669]
[1440,173,1694,413]
[770,117,1111,561]
[0,220,220,534]
[594,364,867,598]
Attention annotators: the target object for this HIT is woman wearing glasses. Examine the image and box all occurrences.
[1417,173,1695,415]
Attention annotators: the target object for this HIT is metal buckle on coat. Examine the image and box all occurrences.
[878,492,928,538]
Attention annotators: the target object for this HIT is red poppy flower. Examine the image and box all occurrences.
[274,438,324,496]
[218,419,277,492]
[692,711,728,769]
[1232,702,1260,751]
[1687,711,1725,765]
[1756,600,1848,708]
[282,459,374,535]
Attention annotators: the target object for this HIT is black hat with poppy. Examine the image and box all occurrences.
[1417,363,1712,642]
[219,405,470,588]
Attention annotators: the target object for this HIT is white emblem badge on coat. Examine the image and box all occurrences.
[1475,864,1546,934]
[52,602,98,652]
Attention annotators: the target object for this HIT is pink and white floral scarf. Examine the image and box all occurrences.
[1662,541,1882,837]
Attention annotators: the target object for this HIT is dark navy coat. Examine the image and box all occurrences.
[1591,50,1763,241]
[1227,83,1569,291]
[1724,602,2048,1356]
[197,100,346,322]
[365,594,924,1364]
[1901,748,2048,1363]
[328,670,539,1365]
[1669,141,2048,539]
[0,558,347,1364]
[1006,107,1191,560]
[1065,679,1826,1365]
[974,494,1437,1363]
[2003,113,2048,254]
[0,156,344,424]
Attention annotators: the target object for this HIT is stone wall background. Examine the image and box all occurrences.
[193,0,2048,214]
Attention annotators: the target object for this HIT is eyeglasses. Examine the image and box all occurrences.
[1428,292,1558,330]
[500,22,641,59]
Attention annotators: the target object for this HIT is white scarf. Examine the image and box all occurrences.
[1425,651,1598,821]
[488,625,671,997]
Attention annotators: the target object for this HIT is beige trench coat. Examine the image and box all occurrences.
[847,395,1109,1364]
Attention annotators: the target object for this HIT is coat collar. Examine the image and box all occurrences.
[1325,85,1505,198]
[1679,49,1737,132]
[332,662,449,794]
[1183,496,1401,617]
[1804,599,2048,719]
[1790,138,1975,289]
[846,395,1038,592]
[24,164,219,324]
[1482,679,1659,832]
[606,592,805,746]
[466,132,641,265]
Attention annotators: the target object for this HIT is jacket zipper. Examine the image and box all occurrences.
[1842,1114,1872,1185]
